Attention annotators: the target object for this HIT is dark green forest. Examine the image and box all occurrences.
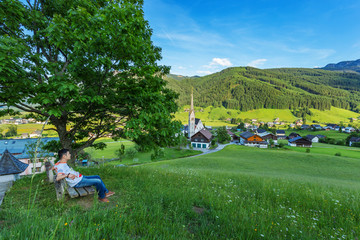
[165,67,360,113]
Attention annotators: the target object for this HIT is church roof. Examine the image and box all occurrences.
[0,149,29,176]
[195,118,201,125]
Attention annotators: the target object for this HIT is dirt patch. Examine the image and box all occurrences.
[192,206,206,215]
[71,195,95,210]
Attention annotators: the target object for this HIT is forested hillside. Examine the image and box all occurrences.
[165,67,360,113]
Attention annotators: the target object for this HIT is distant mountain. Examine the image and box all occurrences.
[165,67,360,113]
[322,59,360,73]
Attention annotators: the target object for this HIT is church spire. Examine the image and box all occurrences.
[191,87,194,112]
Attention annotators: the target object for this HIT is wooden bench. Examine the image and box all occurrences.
[45,162,95,200]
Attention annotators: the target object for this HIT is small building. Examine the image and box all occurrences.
[344,127,355,133]
[191,129,213,149]
[311,124,322,130]
[259,132,278,145]
[276,130,286,139]
[29,130,42,138]
[301,124,310,130]
[288,132,301,139]
[325,124,337,130]
[239,131,268,148]
[349,137,360,147]
[306,135,319,143]
[255,129,267,134]
[288,137,312,147]
[316,135,326,139]
[227,129,239,143]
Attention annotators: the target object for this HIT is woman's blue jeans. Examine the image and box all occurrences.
[74,175,109,199]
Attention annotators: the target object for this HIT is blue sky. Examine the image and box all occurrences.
[143,0,360,76]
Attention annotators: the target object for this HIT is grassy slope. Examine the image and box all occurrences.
[2,145,360,239]
[175,106,360,126]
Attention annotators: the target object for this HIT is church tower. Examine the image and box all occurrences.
[188,88,195,138]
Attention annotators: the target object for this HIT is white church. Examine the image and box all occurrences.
[186,90,213,149]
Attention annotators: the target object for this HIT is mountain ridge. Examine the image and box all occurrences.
[165,66,360,113]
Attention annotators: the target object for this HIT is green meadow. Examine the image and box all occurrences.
[2,145,360,239]
[174,106,360,126]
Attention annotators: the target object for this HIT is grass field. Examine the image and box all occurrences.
[2,145,360,239]
[284,129,350,140]
[175,106,360,126]
[84,138,202,165]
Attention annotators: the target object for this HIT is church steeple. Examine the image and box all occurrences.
[188,88,195,138]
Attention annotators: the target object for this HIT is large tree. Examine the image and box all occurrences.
[0,0,181,163]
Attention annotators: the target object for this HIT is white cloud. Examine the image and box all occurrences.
[196,70,213,75]
[210,58,233,67]
[247,59,267,68]
[203,58,233,69]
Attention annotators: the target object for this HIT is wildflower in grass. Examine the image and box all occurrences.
[64,223,68,226]
[255,229,257,232]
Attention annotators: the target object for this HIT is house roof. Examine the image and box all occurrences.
[258,132,271,137]
[276,130,285,134]
[316,135,326,138]
[0,149,29,176]
[306,135,317,140]
[240,131,254,139]
[196,128,213,141]
[349,137,360,142]
[289,132,300,137]
[227,129,235,136]
[288,136,311,143]
[0,137,59,159]
[257,129,267,134]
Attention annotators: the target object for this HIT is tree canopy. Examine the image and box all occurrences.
[0,0,181,163]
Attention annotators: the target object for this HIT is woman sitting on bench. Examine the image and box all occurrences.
[54,149,115,203]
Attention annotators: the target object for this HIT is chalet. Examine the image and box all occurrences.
[227,129,239,143]
[191,129,213,149]
[344,127,355,133]
[288,137,312,147]
[295,120,303,126]
[349,137,360,147]
[289,124,296,128]
[239,131,268,148]
[325,124,337,130]
[0,138,58,175]
[276,130,286,139]
[0,150,29,206]
[255,129,267,134]
[258,132,278,144]
[316,135,326,139]
[29,130,42,138]
[288,132,301,139]
[301,124,310,130]
[267,122,274,127]
[311,125,322,130]
[306,135,319,143]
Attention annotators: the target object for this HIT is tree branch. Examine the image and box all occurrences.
[14,103,48,116]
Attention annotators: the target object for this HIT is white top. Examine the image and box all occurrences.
[54,162,83,187]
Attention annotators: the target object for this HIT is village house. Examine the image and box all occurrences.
[29,130,42,138]
[227,129,239,143]
[289,123,296,128]
[288,136,312,147]
[267,122,274,127]
[255,129,267,134]
[311,124,322,130]
[349,137,360,147]
[305,135,319,143]
[258,132,278,145]
[344,127,356,133]
[276,130,287,139]
[191,128,213,149]
[239,131,268,148]
[325,124,337,130]
[288,132,301,139]
[301,124,310,130]
[316,134,326,140]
